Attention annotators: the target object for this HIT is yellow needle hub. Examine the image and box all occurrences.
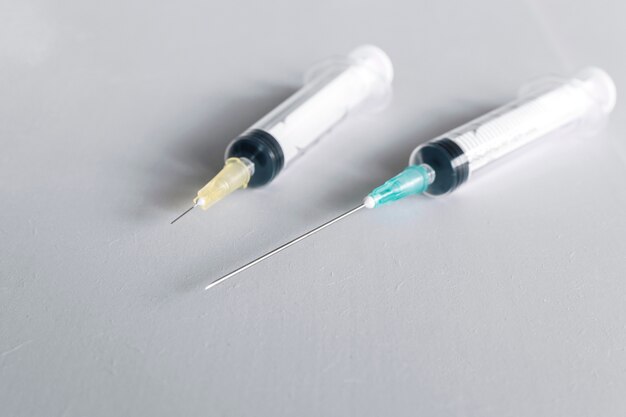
[194,157,254,210]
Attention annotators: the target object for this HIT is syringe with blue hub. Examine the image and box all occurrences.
[171,45,394,223]
[205,67,616,290]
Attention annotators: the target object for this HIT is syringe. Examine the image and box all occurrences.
[171,45,394,223]
[205,67,616,290]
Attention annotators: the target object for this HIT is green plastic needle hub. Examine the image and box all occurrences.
[364,164,435,208]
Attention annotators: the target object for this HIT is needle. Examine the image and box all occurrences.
[205,203,366,290]
[170,204,197,224]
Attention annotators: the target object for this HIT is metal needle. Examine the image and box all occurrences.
[205,203,366,290]
[170,204,197,224]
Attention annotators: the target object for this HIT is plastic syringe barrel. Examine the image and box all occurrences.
[226,45,394,187]
[410,68,616,196]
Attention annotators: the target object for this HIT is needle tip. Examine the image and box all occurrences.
[204,273,232,290]
[170,204,196,224]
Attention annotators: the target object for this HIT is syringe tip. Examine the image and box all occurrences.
[363,196,376,209]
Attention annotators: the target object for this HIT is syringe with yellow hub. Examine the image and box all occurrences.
[171,45,394,224]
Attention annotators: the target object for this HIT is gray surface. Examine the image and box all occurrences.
[1,0,626,415]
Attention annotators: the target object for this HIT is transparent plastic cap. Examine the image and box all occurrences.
[576,67,617,114]
[572,67,616,133]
